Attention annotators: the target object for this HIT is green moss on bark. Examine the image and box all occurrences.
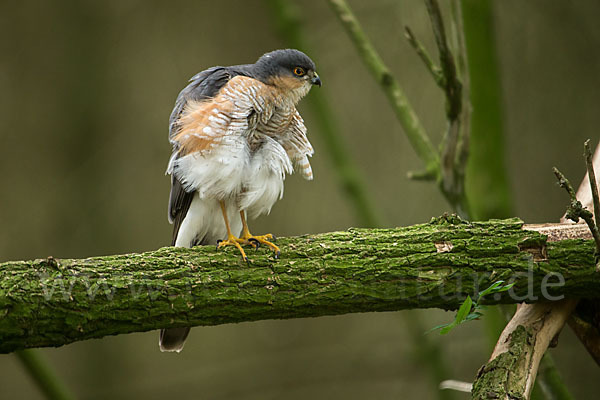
[0,218,598,353]
[471,325,532,400]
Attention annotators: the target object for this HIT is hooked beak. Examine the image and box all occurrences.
[311,72,322,87]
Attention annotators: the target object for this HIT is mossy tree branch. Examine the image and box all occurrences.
[2,218,600,354]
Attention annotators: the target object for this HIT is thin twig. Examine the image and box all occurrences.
[569,140,600,219]
[448,0,470,184]
[553,167,578,202]
[553,167,600,252]
[403,26,444,87]
[326,0,440,177]
[584,139,600,230]
[423,0,469,217]
[424,0,462,120]
[448,1,468,82]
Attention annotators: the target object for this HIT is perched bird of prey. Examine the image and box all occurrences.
[160,49,321,352]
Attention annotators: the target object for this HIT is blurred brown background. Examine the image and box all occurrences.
[1,0,599,398]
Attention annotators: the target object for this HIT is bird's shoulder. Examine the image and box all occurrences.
[169,65,259,139]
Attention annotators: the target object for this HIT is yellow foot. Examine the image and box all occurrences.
[216,235,248,261]
[240,233,280,258]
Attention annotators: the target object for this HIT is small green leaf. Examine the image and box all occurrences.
[478,281,502,297]
[454,295,473,325]
[426,281,515,335]
[477,280,515,302]
[501,283,515,291]
[437,296,473,335]
[481,281,507,296]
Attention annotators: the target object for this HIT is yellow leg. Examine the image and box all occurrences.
[216,201,248,261]
[238,210,281,258]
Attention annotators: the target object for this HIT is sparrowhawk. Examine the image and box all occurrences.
[160,49,320,352]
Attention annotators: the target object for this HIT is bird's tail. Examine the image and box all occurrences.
[160,194,235,352]
[159,327,191,353]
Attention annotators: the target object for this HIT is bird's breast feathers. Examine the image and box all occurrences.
[167,76,313,216]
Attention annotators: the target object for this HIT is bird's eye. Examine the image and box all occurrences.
[293,67,305,76]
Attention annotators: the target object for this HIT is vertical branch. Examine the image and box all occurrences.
[426,0,470,217]
[460,0,513,220]
[425,0,462,121]
[570,139,600,219]
[448,0,471,197]
[265,0,382,227]
[16,350,74,400]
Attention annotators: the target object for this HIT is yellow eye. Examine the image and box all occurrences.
[293,67,305,76]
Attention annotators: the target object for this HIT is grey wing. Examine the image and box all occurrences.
[167,67,236,244]
[168,176,194,245]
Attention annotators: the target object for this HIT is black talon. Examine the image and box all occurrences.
[271,234,277,243]
[274,251,281,259]
[216,239,222,251]
[248,238,260,249]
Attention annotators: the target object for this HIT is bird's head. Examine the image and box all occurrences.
[254,49,321,103]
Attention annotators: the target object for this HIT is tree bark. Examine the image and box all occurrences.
[471,300,577,400]
[1,217,598,354]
